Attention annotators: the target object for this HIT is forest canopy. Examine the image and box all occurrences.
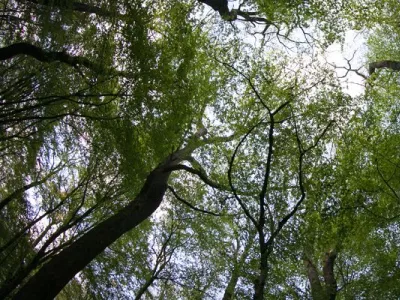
[1,0,400,299]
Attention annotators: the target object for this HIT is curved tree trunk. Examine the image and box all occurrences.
[9,142,201,300]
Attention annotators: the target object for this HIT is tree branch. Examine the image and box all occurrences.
[228,121,265,228]
[16,0,117,18]
[0,42,127,77]
[198,0,271,24]
[258,118,274,231]
[165,164,224,190]
[215,58,271,113]
[168,186,223,217]
[369,60,400,75]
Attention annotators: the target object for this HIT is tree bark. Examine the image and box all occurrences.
[0,42,128,76]
[134,275,157,300]
[253,244,269,300]
[1,43,97,70]
[197,0,271,23]
[16,0,116,18]
[222,271,239,300]
[304,258,325,300]
[9,143,199,300]
[369,60,400,74]
[322,250,337,300]
[304,250,337,300]
[222,234,253,300]
[253,264,267,300]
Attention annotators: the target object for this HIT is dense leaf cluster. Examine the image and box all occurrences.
[1,0,400,299]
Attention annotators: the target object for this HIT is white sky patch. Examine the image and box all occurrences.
[324,30,369,97]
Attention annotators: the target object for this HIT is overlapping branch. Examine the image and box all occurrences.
[0,42,128,77]
[16,0,117,18]
[198,0,271,25]
[168,186,223,217]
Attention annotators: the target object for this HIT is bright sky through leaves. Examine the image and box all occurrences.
[1,0,400,299]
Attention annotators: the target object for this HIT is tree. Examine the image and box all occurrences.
[2,0,400,299]
[0,0,227,297]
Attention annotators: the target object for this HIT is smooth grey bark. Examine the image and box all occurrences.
[304,258,325,300]
[222,237,253,300]
[304,250,337,300]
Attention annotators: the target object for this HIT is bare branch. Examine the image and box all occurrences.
[328,51,368,80]
[198,0,271,24]
[228,121,265,228]
[165,164,224,190]
[258,118,274,231]
[214,58,272,113]
[168,186,223,217]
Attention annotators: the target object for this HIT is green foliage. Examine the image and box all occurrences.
[1,0,400,298]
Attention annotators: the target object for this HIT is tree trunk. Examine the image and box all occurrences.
[253,245,268,300]
[304,258,325,300]
[304,250,337,300]
[222,270,239,300]
[9,144,198,300]
[198,0,229,15]
[134,275,157,300]
[223,237,253,300]
[369,60,400,74]
[322,250,337,300]
[253,265,267,300]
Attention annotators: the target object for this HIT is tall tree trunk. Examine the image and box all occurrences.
[223,237,253,300]
[304,258,325,300]
[304,250,337,300]
[9,143,199,300]
[253,249,268,300]
[222,270,240,300]
[323,250,337,300]
[253,265,267,300]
